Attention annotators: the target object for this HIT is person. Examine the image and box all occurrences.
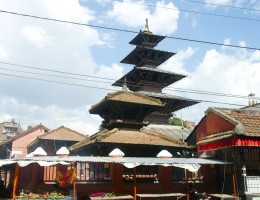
[0,180,4,190]
[0,180,10,198]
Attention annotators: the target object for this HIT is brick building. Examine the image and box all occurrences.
[190,107,260,200]
[0,119,23,143]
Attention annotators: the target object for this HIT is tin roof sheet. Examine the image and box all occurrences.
[13,156,231,165]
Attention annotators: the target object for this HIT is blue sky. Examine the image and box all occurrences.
[0,0,259,135]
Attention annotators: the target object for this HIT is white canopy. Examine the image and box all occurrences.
[0,156,232,172]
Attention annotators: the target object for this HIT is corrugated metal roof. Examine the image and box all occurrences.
[138,91,199,101]
[14,156,231,165]
[144,124,191,141]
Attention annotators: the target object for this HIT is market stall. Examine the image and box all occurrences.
[0,156,235,200]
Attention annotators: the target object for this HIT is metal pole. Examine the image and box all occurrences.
[239,149,247,193]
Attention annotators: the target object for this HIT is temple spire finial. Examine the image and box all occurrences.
[143,18,152,33]
[122,77,128,92]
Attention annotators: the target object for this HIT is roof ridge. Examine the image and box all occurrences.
[96,128,119,141]
[39,125,86,139]
[69,129,119,151]
[68,136,91,151]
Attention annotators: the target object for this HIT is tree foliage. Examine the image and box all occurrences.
[169,117,186,127]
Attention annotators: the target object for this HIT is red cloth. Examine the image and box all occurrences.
[89,192,105,197]
[198,137,260,152]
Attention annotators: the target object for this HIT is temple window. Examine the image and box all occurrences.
[43,162,111,183]
[172,167,203,183]
[123,165,158,183]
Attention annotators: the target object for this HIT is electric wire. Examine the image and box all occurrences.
[0,72,115,92]
[0,61,259,101]
[166,36,260,51]
[0,71,248,107]
[113,0,260,22]
[0,67,112,85]
[0,9,260,51]
[0,61,115,81]
[181,0,260,12]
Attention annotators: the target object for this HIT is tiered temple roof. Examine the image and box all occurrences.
[70,20,198,153]
[89,91,164,129]
[112,20,199,123]
[113,67,186,92]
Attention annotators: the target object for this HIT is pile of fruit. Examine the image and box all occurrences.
[17,191,69,199]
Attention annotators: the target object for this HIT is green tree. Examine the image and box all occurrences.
[169,117,187,128]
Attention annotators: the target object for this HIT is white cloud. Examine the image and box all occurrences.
[222,38,231,49]
[21,26,53,48]
[95,63,123,80]
[94,0,112,4]
[173,47,260,123]
[0,97,100,135]
[251,50,260,61]
[204,0,248,10]
[41,0,94,23]
[0,0,122,135]
[107,0,180,35]
[191,17,197,28]
[107,0,150,28]
[0,45,9,60]
[239,41,247,47]
[204,0,232,9]
[161,47,197,75]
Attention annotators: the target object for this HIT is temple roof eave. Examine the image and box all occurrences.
[120,47,175,67]
[112,67,187,88]
[138,91,201,102]
[69,128,188,152]
[89,91,164,114]
[129,32,166,47]
[138,91,200,112]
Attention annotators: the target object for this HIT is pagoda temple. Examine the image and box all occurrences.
[70,20,199,156]
[68,22,204,198]
[113,19,199,124]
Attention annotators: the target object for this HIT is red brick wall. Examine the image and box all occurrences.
[12,128,46,157]
[196,112,235,143]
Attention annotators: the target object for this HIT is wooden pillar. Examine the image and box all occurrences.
[186,169,189,200]
[31,163,38,189]
[111,163,123,194]
[12,163,19,200]
[134,167,137,200]
[73,163,77,200]
[231,165,238,200]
